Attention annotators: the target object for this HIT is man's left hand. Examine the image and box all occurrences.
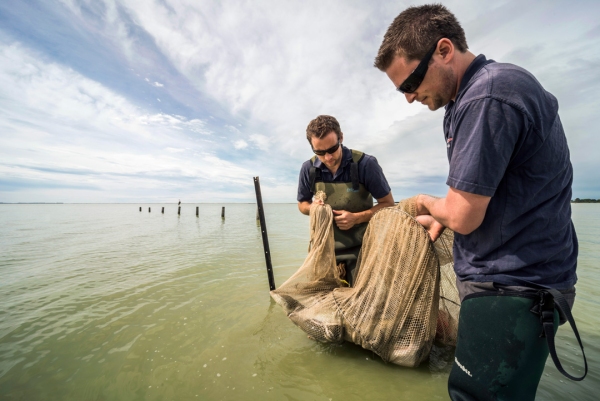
[415,214,445,242]
[332,209,359,230]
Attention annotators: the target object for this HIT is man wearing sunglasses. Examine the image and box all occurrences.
[297,115,394,286]
[375,4,578,400]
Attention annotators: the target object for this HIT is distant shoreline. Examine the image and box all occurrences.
[1,200,599,204]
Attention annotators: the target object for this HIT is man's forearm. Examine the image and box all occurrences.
[417,194,446,221]
[298,201,312,215]
[417,189,490,235]
[352,192,395,224]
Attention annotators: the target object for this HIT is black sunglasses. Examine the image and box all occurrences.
[396,39,441,94]
[312,140,340,156]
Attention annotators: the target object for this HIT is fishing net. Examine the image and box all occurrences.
[270,195,460,367]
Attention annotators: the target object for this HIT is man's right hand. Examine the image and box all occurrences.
[415,214,445,242]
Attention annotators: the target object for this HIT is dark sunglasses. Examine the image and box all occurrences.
[312,140,340,156]
[396,39,441,94]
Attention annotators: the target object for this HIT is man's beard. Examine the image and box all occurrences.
[431,67,456,110]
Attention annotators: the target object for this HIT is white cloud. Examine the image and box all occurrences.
[233,140,248,150]
[0,39,253,202]
[249,134,270,152]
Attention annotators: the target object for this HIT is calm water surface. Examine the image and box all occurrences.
[0,203,598,400]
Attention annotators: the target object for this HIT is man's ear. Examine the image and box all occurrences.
[438,38,454,64]
[339,132,344,143]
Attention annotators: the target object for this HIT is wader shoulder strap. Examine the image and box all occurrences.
[349,150,365,191]
[538,289,588,381]
[309,156,321,193]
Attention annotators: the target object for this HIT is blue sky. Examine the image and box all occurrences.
[1,0,598,203]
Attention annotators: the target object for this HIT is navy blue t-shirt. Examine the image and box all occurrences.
[297,145,391,202]
[445,55,578,290]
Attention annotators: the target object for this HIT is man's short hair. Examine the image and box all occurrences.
[306,115,342,145]
[374,4,468,71]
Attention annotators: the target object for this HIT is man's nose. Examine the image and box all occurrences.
[405,92,417,103]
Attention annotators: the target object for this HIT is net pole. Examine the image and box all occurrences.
[253,176,276,291]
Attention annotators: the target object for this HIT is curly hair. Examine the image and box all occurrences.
[374,4,468,71]
[306,115,342,145]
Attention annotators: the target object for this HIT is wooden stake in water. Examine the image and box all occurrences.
[221,206,225,219]
[162,207,164,214]
[148,207,151,213]
[253,176,275,291]
[139,206,142,212]
[178,206,181,215]
[196,206,199,217]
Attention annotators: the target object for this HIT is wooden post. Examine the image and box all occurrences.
[148,207,151,213]
[253,176,275,290]
[178,206,181,215]
[162,207,164,214]
[221,206,225,219]
[196,206,199,216]
[139,206,142,211]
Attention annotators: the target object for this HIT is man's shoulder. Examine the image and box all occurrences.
[463,62,544,103]
[299,158,315,174]
[354,151,380,168]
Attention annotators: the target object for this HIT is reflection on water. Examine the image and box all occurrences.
[0,203,597,400]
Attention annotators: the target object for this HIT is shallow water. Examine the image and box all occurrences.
[0,203,597,400]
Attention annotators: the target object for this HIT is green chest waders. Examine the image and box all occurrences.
[448,289,587,401]
[309,150,373,286]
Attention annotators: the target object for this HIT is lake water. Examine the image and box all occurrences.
[0,203,597,400]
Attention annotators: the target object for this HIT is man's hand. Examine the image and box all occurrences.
[415,214,445,242]
[332,209,359,230]
[416,189,490,235]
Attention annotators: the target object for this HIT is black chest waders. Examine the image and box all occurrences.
[448,289,587,401]
[309,150,373,286]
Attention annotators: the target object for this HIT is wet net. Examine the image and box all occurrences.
[270,195,460,367]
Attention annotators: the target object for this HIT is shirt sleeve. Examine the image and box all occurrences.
[447,98,529,197]
[360,155,391,200]
[297,160,314,202]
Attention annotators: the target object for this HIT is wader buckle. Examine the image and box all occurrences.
[530,291,555,338]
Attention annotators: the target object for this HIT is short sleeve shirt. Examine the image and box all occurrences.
[445,55,577,290]
[297,145,391,202]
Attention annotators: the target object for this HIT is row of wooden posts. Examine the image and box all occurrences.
[140,205,226,218]
[136,177,275,291]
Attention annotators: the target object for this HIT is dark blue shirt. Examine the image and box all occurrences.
[444,54,578,290]
[297,145,391,202]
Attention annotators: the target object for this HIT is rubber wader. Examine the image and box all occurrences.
[309,150,373,286]
[448,289,587,401]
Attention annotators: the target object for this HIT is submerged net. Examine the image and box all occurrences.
[270,196,460,367]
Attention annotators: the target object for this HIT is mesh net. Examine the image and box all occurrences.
[270,196,460,367]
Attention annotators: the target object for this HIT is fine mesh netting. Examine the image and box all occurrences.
[270,195,460,367]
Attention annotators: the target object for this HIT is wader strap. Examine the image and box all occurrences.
[350,160,359,191]
[309,166,321,193]
[537,289,588,381]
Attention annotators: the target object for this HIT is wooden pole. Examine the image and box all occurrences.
[139,206,142,211]
[148,207,151,213]
[253,176,275,291]
[178,206,181,215]
[196,206,199,216]
[221,206,225,219]
[162,207,164,214]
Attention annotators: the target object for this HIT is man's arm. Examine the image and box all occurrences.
[298,200,322,215]
[416,187,491,239]
[333,191,395,230]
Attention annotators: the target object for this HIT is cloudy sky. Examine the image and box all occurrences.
[1,0,598,203]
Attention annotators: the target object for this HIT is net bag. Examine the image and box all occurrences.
[270,196,460,367]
